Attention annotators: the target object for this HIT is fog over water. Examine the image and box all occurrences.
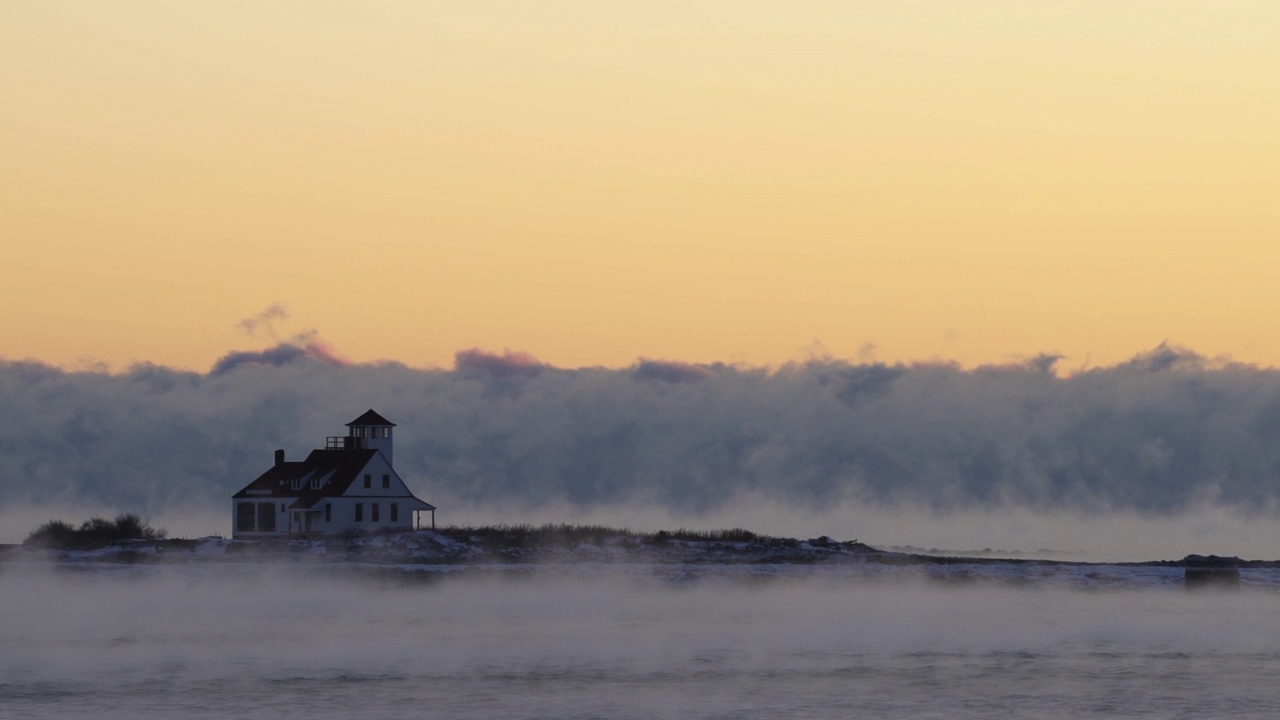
[5,342,1280,558]
[4,565,1280,719]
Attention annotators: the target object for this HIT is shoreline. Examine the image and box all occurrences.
[0,528,1269,570]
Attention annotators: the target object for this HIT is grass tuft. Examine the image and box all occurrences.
[24,514,166,550]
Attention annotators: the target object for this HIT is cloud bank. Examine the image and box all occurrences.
[3,343,1280,525]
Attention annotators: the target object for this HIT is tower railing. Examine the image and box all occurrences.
[325,436,364,450]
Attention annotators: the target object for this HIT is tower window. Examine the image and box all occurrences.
[383,427,391,439]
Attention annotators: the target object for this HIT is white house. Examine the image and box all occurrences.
[231,409,436,538]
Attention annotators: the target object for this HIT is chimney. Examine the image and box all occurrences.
[275,449,285,466]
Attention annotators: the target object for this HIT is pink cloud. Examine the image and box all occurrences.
[455,348,545,378]
[632,359,716,383]
[209,339,350,375]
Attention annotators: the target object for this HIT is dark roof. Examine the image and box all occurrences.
[232,447,434,510]
[232,448,377,500]
[347,409,395,427]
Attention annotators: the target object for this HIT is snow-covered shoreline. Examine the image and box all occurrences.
[4,530,1279,591]
[1,530,882,566]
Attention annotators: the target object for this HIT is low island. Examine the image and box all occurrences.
[0,514,1265,591]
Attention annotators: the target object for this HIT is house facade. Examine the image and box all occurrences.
[231,410,436,538]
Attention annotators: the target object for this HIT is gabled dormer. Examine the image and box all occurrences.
[346,408,396,465]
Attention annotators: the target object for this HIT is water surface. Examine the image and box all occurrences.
[3,564,1277,719]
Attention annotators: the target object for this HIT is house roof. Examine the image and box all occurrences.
[347,409,395,427]
[232,449,375,500]
[232,447,436,511]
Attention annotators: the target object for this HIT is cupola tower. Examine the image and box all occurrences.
[346,409,396,464]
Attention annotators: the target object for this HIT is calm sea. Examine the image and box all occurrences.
[3,563,1280,719]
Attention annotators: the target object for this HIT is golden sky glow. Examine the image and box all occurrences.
[3,2,1278,372]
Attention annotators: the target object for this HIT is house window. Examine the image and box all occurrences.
[390,503,398,523]
[382,474,390,489]
[364,474,371,489]
[236,503,255,532]
[291,478,300,491]
[355,503,363,522]
[324,503,332,523]
[280,503,286,512]
[257,502,276,532]
[372,503,380,522]
[310,477,320,490]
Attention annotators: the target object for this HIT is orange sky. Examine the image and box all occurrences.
[3,2,1278,373]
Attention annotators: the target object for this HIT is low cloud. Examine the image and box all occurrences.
[455,348,544,378]
[1121,340,1205,373]
[5,342,1280,536]
[210,338,350,375]
[632,359,717,384]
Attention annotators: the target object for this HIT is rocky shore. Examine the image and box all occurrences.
[2,527,1276,585]
[1,527,883,566]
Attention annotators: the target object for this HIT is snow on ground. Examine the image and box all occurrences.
[3,529,1277,591]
